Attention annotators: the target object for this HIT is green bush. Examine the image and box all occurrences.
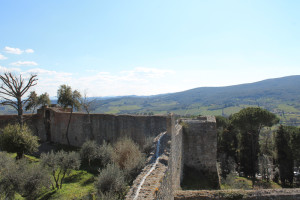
[95,164,127,199]
[98,141,114,167]
[0,153,50,200]
[80,140,99,166]
[41,150,81,189]
[0,124,39,159]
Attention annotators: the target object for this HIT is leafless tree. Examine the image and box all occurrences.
[0,72,38,125]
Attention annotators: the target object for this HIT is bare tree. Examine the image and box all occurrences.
[80,90,96,139]
[0,72,38,125]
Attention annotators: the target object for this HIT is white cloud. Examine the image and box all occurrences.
[10,61,38,66]
[0,66,21,73]
[4,46,23,54]
[0,54,7,60]
[3,47,34,54]
[25,49,34,53]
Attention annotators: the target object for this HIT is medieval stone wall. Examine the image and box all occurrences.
[181,116,219,189]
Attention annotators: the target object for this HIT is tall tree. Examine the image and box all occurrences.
[57,85,81,146]
[0,73,38,125]
[26,92,51,113]
[231,107,279,179]
[276,125,294,186]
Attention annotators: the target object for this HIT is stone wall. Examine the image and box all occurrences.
[181,116,219,189]
[174,189,300,200]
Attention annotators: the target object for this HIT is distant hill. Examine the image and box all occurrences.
[1,75,300,125]
[90,75,300,125]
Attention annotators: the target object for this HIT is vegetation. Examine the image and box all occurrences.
[231,107,279,179]
[57,84,81,145]
[95,164,127,199]
[25,91,51,112]
[0,72,38,125]
[0,124,39,159]
[217,107,300,189]
[0,152,51,200]
[40,150,81,189]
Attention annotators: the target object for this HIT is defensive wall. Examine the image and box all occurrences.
[2,107,300,199]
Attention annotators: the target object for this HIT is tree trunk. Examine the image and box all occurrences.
[17,97,23,126]
[65,108,73,146]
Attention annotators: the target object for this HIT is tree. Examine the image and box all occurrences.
[0,153,50,200]
[0,124,39,159]
[57,85,81,145]
[275,125,294,186]
[0,72,38,125]
[40,150,81,189]
[231,107,279,179]
[80,140,99,166]
[80,90,96,139]
[25,92,51,113]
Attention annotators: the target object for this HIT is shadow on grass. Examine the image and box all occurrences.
[81,177,95,186]
[64,171,86,183]
[38,190,56,200]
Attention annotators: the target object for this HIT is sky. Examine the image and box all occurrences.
[0,0,299,97]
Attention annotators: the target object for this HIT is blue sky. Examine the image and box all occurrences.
[0,0,299,97]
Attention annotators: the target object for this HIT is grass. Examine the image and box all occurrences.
[7,153,96,200]
[39,170,95,200]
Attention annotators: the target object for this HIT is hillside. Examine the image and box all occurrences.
[1,75,300,125]
[90,75,300,125]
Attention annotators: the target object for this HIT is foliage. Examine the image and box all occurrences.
[57,84,81,110]
[80,140,99,166]
[275,125,294,186]
[98,141,114,167]
[0,124,39,159]
[26,91,51,112]
[94,164,127,199]
[112,137,146,183]
[0,153,50,200]
[41,150,81,189]
[231,107,279,178]
[0,72,38,125]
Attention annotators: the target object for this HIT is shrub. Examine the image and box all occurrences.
[41,150,81,189]
[98,141,114,167]
[0,153,50,200]
[95,164,127,199]
[0,124,39,159]
[112,137,146,183]
[20,161,51,199]
[80,140,99,166]
[141,136,154,155]
[0,153,20,199]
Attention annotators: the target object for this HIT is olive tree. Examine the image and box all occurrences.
[0,72,38,125]
[40,150,81,189]
[25,91,51,113]
[57,85,81,145]
[0,124,39,159]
